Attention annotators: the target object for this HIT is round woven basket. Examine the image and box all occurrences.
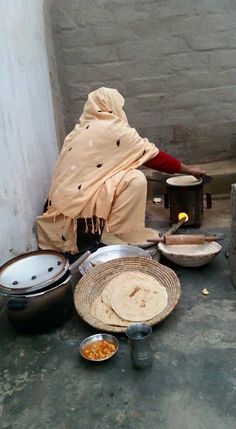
[158,242,222,267]
[74,256,181,333]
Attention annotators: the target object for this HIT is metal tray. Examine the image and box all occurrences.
[79,245,151,276]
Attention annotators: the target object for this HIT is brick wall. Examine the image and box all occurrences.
[50,0,236,163]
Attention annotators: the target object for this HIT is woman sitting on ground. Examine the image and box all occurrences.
[37,87,206,254]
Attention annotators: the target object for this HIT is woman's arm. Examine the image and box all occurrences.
[144,151,181,174]
[144,151,206,178]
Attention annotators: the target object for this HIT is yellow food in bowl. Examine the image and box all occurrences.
[82,339,116,361]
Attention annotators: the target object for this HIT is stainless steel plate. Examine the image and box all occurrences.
[79,245,151,275]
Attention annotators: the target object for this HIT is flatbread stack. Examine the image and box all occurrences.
[91,271,168,327]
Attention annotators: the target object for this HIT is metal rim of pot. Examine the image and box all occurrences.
[5,275,72,301]
[0,250,91,296]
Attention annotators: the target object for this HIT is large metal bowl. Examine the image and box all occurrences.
[79,245,151,275]
[80,333,119,362]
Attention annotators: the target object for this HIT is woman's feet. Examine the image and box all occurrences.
[101,228,160,247]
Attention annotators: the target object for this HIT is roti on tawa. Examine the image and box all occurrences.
[110,271,168,322]
[166,175,201,187]
[91,295,130,327]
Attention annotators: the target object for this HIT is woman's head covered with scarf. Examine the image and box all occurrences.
[79,87,128,125]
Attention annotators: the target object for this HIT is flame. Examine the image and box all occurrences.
[178,212,189,222]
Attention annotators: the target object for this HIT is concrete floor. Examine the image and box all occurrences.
[0,198,236,429]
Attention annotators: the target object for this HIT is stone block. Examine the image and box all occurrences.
[210,49,236,69]
[63,45,119,66]
[126,76,170,96]
[115,36,189,62]
[160,0,232,17]
[186,33,236,51]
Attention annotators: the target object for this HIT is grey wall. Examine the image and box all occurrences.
[229,183,236,286]
[50,0,236,163]
[44,0,66,148]
[0,0,59,264]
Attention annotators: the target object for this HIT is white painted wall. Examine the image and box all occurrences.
[0,0,59,264]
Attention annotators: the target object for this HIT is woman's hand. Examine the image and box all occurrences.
[179,163,207,180]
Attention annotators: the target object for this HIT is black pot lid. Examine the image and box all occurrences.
[0,251,69,294]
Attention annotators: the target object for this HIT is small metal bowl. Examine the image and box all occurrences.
[80,333,119,362]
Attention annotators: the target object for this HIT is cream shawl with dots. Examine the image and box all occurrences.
[37,88,159,253]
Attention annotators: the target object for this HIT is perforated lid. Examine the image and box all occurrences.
[0,251,69,294]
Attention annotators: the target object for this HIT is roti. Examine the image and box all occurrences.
[101,281,114,309]
[110,271,168,322]
[101,270,158,308]
[91,295,130,327]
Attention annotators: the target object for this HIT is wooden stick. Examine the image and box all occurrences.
[145,214,188,248]
[165,217,188,236]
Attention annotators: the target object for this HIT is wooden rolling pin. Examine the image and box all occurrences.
[147,234,222,245]
[145,211,222,247]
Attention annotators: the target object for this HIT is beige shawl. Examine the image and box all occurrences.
[37,87,159,253]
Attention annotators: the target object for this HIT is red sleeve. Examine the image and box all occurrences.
[144,151,181,174]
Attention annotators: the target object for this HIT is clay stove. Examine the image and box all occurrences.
[164,175,212,227]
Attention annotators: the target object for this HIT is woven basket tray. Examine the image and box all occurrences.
[74,256,181,333]
[158,242,222,267]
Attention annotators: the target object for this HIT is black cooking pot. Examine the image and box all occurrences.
[0,250,90,333]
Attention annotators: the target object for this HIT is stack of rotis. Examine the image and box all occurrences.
[91,271,169,327]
